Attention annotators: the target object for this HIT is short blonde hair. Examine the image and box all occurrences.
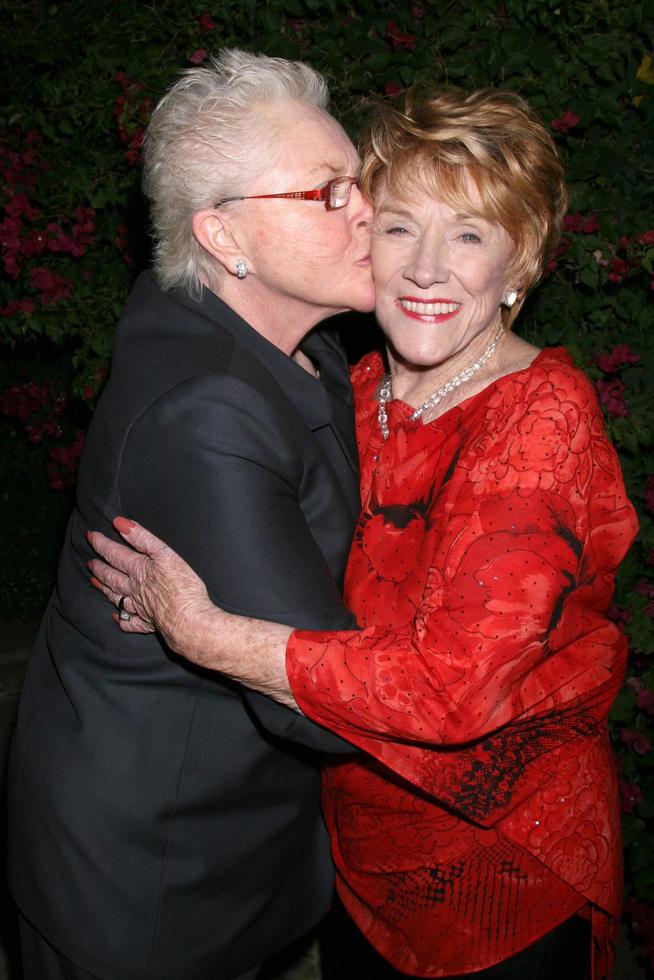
[143,49,329,299]
[360,88,568,320]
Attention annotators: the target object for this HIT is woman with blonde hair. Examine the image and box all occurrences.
[90,86,637,979]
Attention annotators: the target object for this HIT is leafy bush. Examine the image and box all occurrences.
[1,0,653,969]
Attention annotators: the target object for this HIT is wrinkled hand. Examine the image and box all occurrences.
[87,517,216,661]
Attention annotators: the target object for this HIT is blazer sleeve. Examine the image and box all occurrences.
[118,372,358,753]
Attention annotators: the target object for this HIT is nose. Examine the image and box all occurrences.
[405,237,450,288]
[350,185,374,228]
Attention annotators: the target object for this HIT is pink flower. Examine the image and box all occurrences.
[552,109,580,133]
[563,213,582,233]
[607,257,629,282]
[28,266,73,305]
[387,20,417,50]
[637,688,654,714]
[48,430,85,490]
[1,299,35,317]
[199,12,215,32]
[620,728,652,754]
[644,475,654,514]
[189,48,208,65]
[5,192,38,220]
[595,343,639,373]
[608,604,631,631]
[619,776,643,813]
[563,213,598,234]
[595,378,629,418]
[384,82,404,99]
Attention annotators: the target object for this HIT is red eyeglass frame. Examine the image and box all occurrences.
[214,175,360,211]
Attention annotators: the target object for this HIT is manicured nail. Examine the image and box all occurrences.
[114,516,136,534]
[90,576,102,590]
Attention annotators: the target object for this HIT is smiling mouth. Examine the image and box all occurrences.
[398,299,461,317]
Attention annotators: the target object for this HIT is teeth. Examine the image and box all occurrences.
[399,300,460,315]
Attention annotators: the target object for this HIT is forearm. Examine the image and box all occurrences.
[183,604,297,710]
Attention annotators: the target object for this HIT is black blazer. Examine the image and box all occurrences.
[8,272,360,979]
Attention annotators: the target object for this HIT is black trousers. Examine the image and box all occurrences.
[320,900,590,980]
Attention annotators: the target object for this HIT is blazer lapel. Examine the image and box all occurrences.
[182,286,360,504]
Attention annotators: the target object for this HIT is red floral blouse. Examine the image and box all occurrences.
[286,348,638,978]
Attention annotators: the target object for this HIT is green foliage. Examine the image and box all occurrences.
[1,0,653,965]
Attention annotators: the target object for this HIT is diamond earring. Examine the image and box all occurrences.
[235,259,248,279]
[503,289,518,307]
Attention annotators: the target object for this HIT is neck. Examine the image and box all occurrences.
[217,277,342,356]
[387,318,504,409]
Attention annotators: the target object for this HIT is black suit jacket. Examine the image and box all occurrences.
[8,272,359,979]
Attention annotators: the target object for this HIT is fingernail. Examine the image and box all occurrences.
[90,576,102,589]
[114,516,136,534]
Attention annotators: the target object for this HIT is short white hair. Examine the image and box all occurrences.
[142,49,330,299]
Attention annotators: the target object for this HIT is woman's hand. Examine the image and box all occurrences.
[88,518,221,661]
[87,517,297,707]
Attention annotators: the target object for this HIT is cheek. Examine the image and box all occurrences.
[462,258,509,302]
[371,245,400,292]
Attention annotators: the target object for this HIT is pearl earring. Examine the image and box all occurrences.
[503,289,518,307]
[235,259,248,279]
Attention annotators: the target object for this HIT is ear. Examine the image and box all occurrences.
[191,209,250,276]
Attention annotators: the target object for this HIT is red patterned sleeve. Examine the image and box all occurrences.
[286,358,638,813]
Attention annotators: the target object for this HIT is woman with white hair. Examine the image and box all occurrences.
[8,50,373,980]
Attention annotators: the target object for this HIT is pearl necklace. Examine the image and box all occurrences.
[378,323,505,441]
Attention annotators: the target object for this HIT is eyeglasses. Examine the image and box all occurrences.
[214,175,360,211]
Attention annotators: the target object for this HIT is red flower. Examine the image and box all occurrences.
[636,229,654,245]
[551,109,580,133]
[384,82,404,99]
[582,214,599,234]
[199,12,215,32]
[387,20,417,50]
[189,48,208,65]
[595,378,629,418]
[595,343,639,373]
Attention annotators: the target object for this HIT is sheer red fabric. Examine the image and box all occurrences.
[286,348,638,978]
